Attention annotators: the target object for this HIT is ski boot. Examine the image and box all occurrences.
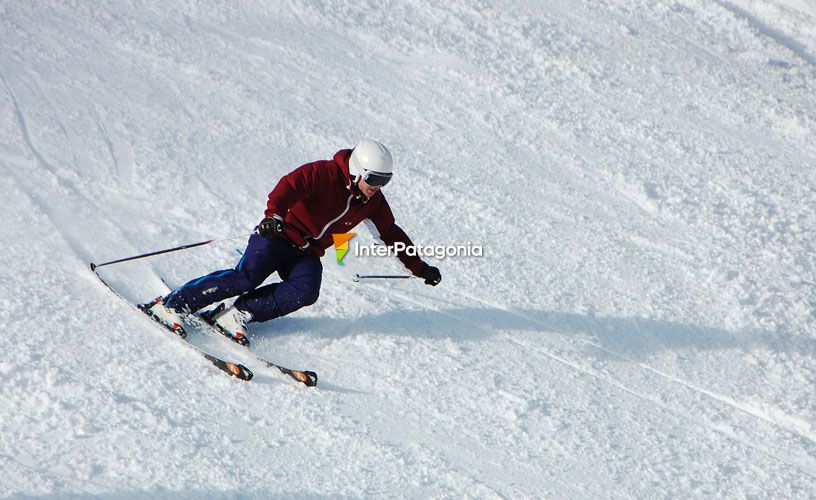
[139,296,187,338]
[208,304,251,346]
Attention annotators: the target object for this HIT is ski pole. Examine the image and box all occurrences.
[90,233,254,271]
[353,273,412,282]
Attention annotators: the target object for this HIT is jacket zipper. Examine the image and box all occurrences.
[314,194,353,240]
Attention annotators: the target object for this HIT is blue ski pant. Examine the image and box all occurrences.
[164,234,322,322]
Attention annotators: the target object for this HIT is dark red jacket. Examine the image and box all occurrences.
[265,149,428,276]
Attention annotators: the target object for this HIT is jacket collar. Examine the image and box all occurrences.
[334,149,354,188]
[335,148,372,203]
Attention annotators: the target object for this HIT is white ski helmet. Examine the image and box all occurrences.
[349,139,393,187]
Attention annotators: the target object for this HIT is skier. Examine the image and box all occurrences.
[145,139,442,341]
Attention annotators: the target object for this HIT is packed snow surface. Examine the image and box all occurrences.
[1,0,815,497]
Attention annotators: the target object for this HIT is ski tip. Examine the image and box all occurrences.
[225,362,253,381]
[240,365,254,381]
[296,370,318,387]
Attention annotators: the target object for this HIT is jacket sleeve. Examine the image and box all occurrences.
[264,161,324,218]
[365,198,428,277]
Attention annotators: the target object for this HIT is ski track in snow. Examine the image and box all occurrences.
[714,0,816,67]
[382,283,816,477]
[1,0,815,497]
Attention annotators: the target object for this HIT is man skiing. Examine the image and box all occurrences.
[144,139,442,341]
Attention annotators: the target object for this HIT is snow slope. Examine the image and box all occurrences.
[1,0,815,497]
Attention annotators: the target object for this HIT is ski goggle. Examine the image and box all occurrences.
[361,170,392,187]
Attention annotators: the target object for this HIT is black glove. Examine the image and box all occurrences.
[420,266,441,286]
[257,215,284,238]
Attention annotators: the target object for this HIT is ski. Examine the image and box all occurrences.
[157,277,318,387]
[90,263,253,381]
[194,304,318,387]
